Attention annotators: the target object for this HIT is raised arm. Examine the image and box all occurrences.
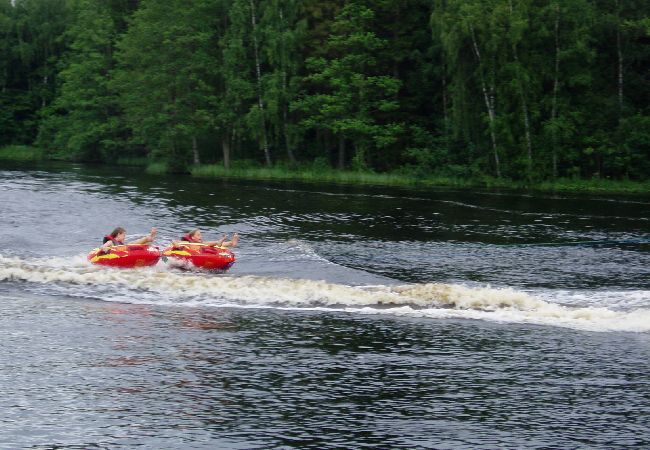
[204,234,227,247]
[128,227,157,245]
[220,233,239,248]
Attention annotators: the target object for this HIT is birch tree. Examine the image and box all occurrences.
[436,0,506,177]
[247,0,271,166]
[218,0,255,169]
[260,0,305,163]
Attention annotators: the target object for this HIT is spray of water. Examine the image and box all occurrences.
[1,254,648,333]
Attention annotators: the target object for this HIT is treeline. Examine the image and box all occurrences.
[0,0,648,180]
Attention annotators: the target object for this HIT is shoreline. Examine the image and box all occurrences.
[188,164,650,195]
[1,146,648,195]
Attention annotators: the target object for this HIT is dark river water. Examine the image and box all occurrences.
[1,163,649,449]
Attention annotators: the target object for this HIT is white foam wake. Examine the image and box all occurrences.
[1,255,648,333]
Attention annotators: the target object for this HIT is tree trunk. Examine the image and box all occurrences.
[338,136,345,169]
[442,56,449,133]
[512,43,533,177]
[192,136,200,165]
[282,70,296,163]
[551,3,560,178]
[509,1,533,178]
[277,6,295,164]
[42,38,51,108]
[615,0,624,118]
[470,25,501,177]
[42,73,47,108]
[436,4,449,134]
[222,132,231,170]
[323,129,331,163]
[234,128,240,158]
[249,0,271,166]
[283,104,295,163]
[521,94,533,176]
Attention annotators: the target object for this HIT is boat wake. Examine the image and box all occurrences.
[1,254,649,333]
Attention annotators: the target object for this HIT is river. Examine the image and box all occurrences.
[1,163,649,449]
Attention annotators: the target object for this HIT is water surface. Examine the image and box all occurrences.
[1,163,649,448]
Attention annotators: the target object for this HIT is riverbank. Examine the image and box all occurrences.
[190,163,650,194]
[1,146,648,194]
[0,145,44,161]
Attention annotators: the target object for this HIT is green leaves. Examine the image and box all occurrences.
[0,0,647,180]
[111,0,224,167]
[296,1,403,168]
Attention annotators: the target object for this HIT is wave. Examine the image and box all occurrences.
[1,254,648,333]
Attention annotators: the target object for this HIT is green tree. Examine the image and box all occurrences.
[259,0,306,164]
[113,0,220,169]
[216,0,255,169]
[36,0,123,160]
[588,0,650,178]
[0,0,15,145]
[296,1,402,170]
[538,0,594,178]
[3,0,68,144]
[435,0,507,177]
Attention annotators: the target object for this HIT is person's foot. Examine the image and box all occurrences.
[231,233,239,247]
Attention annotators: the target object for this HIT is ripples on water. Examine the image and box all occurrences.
[1,165,649,448]
[2,293,649,449]
[325,240,650,289]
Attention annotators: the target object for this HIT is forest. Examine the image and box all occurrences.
[0,0,648,182]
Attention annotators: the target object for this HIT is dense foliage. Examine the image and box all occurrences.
[1,0,648,180]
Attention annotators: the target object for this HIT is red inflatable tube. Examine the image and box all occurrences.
[88,244,162,268]
[162,242,235,271]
